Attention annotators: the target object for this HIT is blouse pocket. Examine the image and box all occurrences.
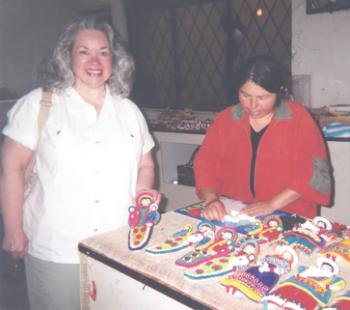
[36,123,79,175]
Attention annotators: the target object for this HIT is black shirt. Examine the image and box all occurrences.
[250,125,268,197]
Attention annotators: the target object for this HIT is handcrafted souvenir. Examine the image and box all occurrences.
[263,256,346,309]
[220,246,298,302]
[184,238,259,281]
[145,224,193,254]
[279,213,306,232]
[230,238,260,272]
[323,290,350,310]
[128,192,161,251]
[343,225,350,239]
[184,251,237,281]
[320,238,350,266]
[247,215,283,243]
[145,221,215,254]
[175,227,237,268]
[186,221,217,250]
[324,221,348,240]
[278,216,332,255]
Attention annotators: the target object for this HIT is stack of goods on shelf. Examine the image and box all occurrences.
[146,109,213,133]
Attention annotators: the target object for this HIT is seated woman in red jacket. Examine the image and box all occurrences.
[194,55,331,222]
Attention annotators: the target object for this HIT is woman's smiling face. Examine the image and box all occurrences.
[71,29,112,91]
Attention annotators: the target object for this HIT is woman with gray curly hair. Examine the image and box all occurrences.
[41,14,134,97]
[1,14,160,310]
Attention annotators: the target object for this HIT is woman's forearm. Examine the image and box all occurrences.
[269,188,302,210]
[136,151,156,192]
[0,137,33,257]
[1,137,32,237]
[135,151,162,204]
[241,188,302,217]
[0,169,25,235]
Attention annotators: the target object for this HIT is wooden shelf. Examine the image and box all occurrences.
[317,114,350,127]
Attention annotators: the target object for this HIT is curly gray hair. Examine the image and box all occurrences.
[39,14,134,98]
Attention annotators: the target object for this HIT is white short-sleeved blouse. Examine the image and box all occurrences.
[3,87,155,263]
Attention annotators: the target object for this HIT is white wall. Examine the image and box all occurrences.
[0,0,77,97]
[292,0,350,108]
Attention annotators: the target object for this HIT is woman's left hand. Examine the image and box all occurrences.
[240,201,278,217]
[136,188,162,206]
[241,189,301,218]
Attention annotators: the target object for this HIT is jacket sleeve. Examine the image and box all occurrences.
[194,115,224,198]
[288,108,332,206]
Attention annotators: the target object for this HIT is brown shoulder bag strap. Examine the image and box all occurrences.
[37,89,53,135]
[24,89,53,196]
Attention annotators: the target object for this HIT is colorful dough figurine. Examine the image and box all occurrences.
[185,221,216,250]
[220,245,299,303]
[323,290,350,310]
[247,215,283,244]
[175,226,238,268]
[320,238,350,267]
[145,224,193,254]
[263,256,346,309]
[145,221,215,254]
[128,192,161,251]
[184,238,259,281]
[277,216,333,255]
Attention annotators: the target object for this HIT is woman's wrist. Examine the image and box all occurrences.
[205,197,221,207]
[136,186,153,193]
[200,189,218,202]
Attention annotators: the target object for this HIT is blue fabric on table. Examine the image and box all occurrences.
[322,122,350,138]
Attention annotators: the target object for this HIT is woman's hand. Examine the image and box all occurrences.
[2,229,29,259]
[136,188,162,206]
[240,201,278,218]
[203,199,227,222]
[241,189,302,218]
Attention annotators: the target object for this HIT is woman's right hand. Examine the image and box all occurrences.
[203,199,227,222]
[2,229,29,259]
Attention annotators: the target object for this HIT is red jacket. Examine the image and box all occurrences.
[194,101,332,218]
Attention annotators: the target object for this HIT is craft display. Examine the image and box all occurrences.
[220,246,299,302]
[175,227,238,268]
[145,221,215,254]
[126,197,350,309]
[184,238,259,281]
[128,192,161,250]
[277,216,333,255]
[263,256,346,309]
